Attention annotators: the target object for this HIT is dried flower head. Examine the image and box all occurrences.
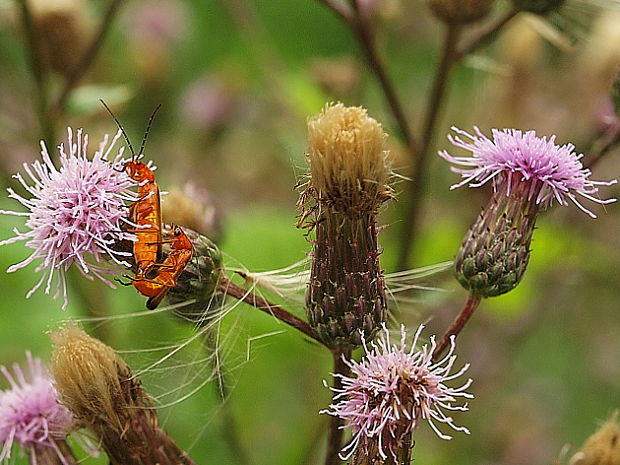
[50,325,196,465]
[0,352,75,463]
[440,127,616,297]
[298,103,393,348]
[322,324,473,462]
[0,127,137,308]
[440,127,617,218]
[301,102,393,218]
[570,411,620,465]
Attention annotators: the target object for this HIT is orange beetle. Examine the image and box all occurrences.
[101,101,163,274]
[132,225,193,309]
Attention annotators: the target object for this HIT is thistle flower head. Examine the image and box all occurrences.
[0,127,137,309]
[323,324,473,462]
[439,127,617,218]
[50,326,196,465]
[301,102,393,219]
[0,352,74,462]
[299,103,393,348]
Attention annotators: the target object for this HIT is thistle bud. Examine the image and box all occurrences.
[50,326,198,465]
[570,412,620,465]
[511,0,565,15]
[165,226,225,324]
[454,180,537,297]
[28,0,90,77]
[428,0,494,24]
[161,183,223,242]
[297,103,393,349]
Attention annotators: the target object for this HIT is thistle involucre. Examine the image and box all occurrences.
[440,127,616,297]
[0,127,136,308]
[298,103,393,348]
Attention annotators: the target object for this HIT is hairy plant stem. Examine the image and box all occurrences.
[325,348,351,465]
[54,0,124,113]
[17,0,55,148]
[217,275,328,348]
[433,294,481,360]
[397,24,461,271]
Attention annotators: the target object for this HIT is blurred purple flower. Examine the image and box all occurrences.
[0,127,136,309]
[439,127,617,218]
[0,352,73,463]
[179,77,234,132]
[124,0,188,45]
[322,324,472,461]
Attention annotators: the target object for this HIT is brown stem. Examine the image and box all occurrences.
[217,276,327,347]
[53,0,124,113]
[433,294,481,360]
[455,7,520,61]
[325,349,351,465]
[586,127,620,170]
[317,0,417,154]
[17,0,55,147]
[397,24,461,270]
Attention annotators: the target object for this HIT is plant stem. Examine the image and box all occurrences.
[317,0,417,153]
[17,0,55,148]
[433,294,481,360]
[397,24,461,270]
[324,348,351,465]
[455,7,519,61]
[54,0,124,113]
[217,276,327,348]
[586,127,619,170]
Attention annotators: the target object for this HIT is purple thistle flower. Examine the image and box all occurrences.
[439,127,616,218]
[0,127,137,309]
[322,324,473,462]
[0,352,74,464]
[440,127,617,297]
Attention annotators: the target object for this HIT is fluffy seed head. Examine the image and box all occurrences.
[0,127,137,308]
[302,102,392,218]
[439,127,617,218]
[322,324,473,461]
[570,411,620,465]
[50,325,148,432]
[0,352,74,462]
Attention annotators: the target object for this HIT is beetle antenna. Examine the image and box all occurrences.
[100,99,135,157]
[138,104,162,156]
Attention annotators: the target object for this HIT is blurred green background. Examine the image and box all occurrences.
[0,0,619,464]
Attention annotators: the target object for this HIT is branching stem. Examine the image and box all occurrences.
[217,276,328,348]
[54,0,124,113]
